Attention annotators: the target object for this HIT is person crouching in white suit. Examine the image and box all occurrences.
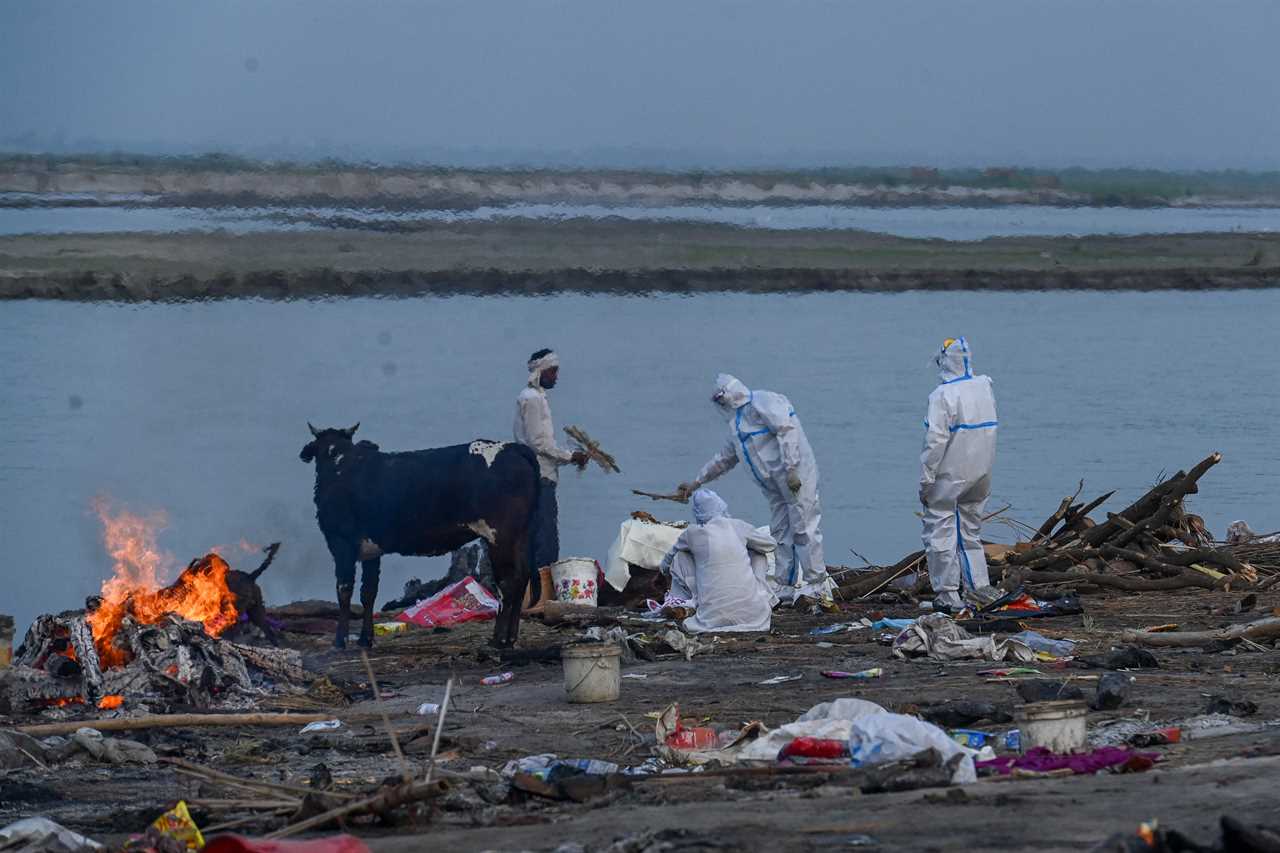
[660,489,778,633]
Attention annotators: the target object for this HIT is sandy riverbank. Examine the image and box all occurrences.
[2,222,1278,299]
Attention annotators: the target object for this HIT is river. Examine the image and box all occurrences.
[2,291,1277,634]
[3,198,1280,240]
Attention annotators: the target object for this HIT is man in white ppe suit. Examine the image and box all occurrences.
[677,374,835,606]
[660,489,777,633]
[920,338,998,613]
[514,349,588,578]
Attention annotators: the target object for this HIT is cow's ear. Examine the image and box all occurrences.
[308,422,320,438]
[344,422,360,438]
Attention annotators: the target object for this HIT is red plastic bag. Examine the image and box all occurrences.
[397,576,499,628]
[203,835,370,853]
[777,737,850,761]
[665,726,720,750]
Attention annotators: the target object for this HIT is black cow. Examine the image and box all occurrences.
[299,424,540,649]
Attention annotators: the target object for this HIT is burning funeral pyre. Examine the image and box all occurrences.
[0,502,301,716]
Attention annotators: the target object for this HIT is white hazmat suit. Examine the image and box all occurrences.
[920,338,998,609]
[660,489,777,633]
[687,374,833,601]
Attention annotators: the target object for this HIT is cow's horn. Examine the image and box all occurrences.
[345,422,360,437]
[308,422,320,437]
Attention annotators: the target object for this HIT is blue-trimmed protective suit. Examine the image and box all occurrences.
[920,339,998,606]
[691,374,833,601]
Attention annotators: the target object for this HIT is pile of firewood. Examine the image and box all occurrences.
[998,452,1265,593]
[838,452,1269,600]
[0,612,303,715]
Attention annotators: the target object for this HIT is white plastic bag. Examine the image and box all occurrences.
[847,712,976,784]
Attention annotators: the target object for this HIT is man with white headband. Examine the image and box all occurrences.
[676,374,836,610]
[515,348,588,577]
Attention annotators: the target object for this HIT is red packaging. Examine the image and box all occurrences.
[777,737,850,761]
[665,726,720,750]
[397,576,499,628]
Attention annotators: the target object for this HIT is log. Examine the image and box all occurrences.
[15,711,335,737]
[1121,617,1280,648]
[65,615,104,701]
[265,777,451,839]
[536,602,626,627]
[222,641,303,682]
[1017,569,1219,592]
[1081,452,1221,548]
[837,550,924,598]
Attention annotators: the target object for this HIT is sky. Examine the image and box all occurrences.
[2,0,1279,169]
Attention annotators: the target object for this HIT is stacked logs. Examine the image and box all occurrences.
[837,452,1264,600]
[998,452,1260,594]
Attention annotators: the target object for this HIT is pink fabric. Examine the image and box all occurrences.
[203,835,371,853]
[976,746,1157,776]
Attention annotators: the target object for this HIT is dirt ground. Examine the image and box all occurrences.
[3,587,1277,851]
[2,225,1279,299]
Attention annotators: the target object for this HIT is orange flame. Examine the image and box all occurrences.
[97,695,124,710]
[87,499,239,667]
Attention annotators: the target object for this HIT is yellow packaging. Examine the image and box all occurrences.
[150,801,204,851]
[374,621,408,636]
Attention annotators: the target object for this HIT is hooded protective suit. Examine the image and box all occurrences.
[689,374,833,601]
[920,338,998,606]
[660,489,777,633]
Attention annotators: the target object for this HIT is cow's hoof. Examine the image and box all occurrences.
[334,634,347,649]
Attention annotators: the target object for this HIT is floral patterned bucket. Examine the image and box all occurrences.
[551,558,599,606]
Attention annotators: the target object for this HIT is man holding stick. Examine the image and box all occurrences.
[514,349,589,581]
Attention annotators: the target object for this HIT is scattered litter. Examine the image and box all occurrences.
[202,835,371,853]
[820,668,882,680]
[758,674,803,685]
[1015,680,1086,703]
[299,719,342,734]
[139,800,204,851]
[918,700,1013,728]
[1091,673,1134,711]
[893,613,1037,662]
[621,673,648,679]
[977,667,1042,678]
[869,617,915,632]
[415,703,440,716]
[661,629,712,660]
[1076,646,1159,670]
[1128,727,1182,747]
[1204,695,1258,717]
[847,712,977,783]
[372,621,407,636]
[977,746,1157,777]
[1006,630,1076,658]
[396,576,499,628]
[0,817,103,852]
[481,672,515,686]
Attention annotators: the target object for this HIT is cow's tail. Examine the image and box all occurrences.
[249,542,282,580]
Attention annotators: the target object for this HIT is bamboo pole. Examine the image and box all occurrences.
[16,711,335,738]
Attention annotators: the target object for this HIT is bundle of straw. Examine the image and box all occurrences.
[565,425,620,473]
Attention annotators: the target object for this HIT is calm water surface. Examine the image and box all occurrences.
[4,201,1280,240]
[2,291,1277,632]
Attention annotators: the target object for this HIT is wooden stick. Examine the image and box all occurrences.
[16,711,335,737]
[361,650,412,785]
[860,554,924,599]
[165,758,355,801]
[1121,616,1280,648]
[632,489,688,504]
[424,677,453,788]
[265,778,450,839]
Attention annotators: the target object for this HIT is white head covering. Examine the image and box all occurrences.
[527,350,560,387]
[711,374,751,419]
[691,488,729,524]
[934,338,972,384]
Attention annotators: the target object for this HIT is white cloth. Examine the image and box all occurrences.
[603,519,685,591]
[920,339,997,597]
[693,374,832,601]
[526,350,559,387]
[660,490,777,633]
[514,386,574,482]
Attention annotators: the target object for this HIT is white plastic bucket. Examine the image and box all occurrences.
[562,642,621,703]
[551,558,599,606]
[1015,699,1088,753]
